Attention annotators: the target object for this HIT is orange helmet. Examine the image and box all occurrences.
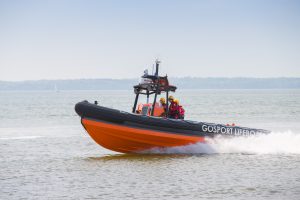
[160,97,166,104]
[174,99,179,104]
[168,95,174,101]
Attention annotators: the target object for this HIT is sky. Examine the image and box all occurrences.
[0,0,300,81]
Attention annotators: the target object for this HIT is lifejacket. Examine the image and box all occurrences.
[160,103,167,111]
[168,102,177,118]
[168,102,185,119]
[168,102,180,119]
[158,103,167,117]
[178,105,185,119]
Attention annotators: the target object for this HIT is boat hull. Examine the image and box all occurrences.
[82,118,204,153]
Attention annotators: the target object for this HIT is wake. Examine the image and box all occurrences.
[143,131,300,155]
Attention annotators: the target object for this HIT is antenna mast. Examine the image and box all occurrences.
[155,59,160,76]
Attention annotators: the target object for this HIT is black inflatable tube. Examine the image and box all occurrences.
[75,101,270,137]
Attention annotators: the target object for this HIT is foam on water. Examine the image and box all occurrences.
[143,131,300,155]
[0,125,85,140]
[0,136,44,140]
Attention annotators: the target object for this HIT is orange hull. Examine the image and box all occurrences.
[82,118,205,153]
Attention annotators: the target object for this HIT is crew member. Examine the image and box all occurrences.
[174,99,185,119]
[169,98,185,119]
[168,95,174,106]
[159,97,167,117]
[168,96,176,118]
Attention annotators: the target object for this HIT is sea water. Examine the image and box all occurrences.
[0,89,300,199]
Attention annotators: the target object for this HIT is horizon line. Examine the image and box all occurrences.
[1,76,300,82]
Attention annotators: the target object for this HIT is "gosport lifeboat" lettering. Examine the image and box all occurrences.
[202,124,258,136]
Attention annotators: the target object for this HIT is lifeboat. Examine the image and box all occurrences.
[75,60,270,153]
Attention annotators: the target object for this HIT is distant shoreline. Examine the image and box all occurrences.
[0,77,299,90]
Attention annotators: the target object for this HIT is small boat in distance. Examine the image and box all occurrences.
[75,60,270,153]
[54,84,59,93]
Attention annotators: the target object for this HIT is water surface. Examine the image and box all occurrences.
[0,90,300,199]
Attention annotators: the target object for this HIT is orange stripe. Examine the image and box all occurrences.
[82,118,204,153]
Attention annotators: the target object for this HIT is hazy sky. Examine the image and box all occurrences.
[0,0,299,81]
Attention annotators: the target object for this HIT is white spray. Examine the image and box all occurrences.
[142,131,300,155]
